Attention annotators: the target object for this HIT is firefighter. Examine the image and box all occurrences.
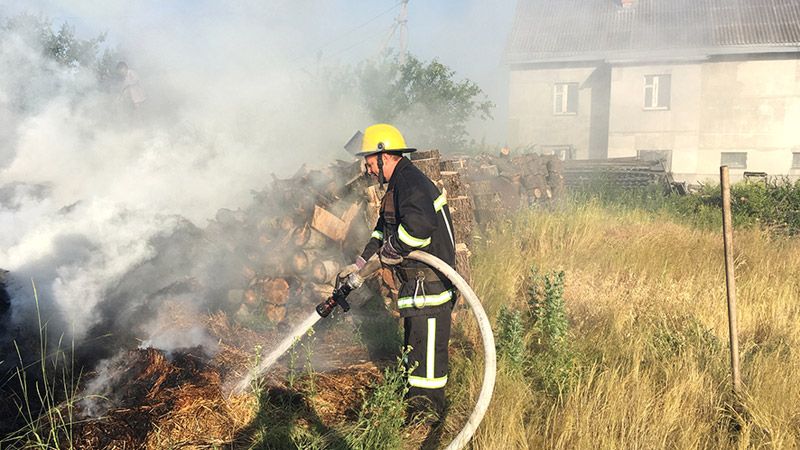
[340,123,457,416]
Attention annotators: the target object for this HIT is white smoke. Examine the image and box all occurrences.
[0,4,370,354]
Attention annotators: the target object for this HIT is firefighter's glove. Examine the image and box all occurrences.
[379,237,403,266]
[338,256,367,280]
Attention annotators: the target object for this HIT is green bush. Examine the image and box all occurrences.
[570,178,800,235]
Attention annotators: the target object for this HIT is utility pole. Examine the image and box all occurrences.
[720,165,742,395]
[381,0,409,63]
[398,0,409,64]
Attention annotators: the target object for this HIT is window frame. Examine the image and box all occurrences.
[553,82,579,115]
[643,74,671,110]
[721,151,748,169]
[792,152,800,170]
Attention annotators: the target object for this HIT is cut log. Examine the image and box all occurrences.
[440,158,468,174]
[411,150,442,183]
[243,288,258,306]
[304,228,329,249]
[472,193,503,223]
[311,259,340,284]
[412,158,442,183]
[262,278,290,306]
[292,222,331,248]
[290,249,314,274]
[265,304,287,323]
[279,215,297,232]
[451,243,472,324]
[292,223,311,247]
[262,277,290,323]
[441,171,467,198]
[479,164,499,178]
[454,243,472,286]
[448,195,475,243]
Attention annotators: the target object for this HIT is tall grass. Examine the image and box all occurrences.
[442,200,800,449]
[2,281,83,449]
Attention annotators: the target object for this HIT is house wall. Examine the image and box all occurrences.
[607,58,800,182]
[607,64,703,178]
[698,58,800,182]
[508,66,604,159]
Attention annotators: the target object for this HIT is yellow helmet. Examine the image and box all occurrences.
[355,124,416,157]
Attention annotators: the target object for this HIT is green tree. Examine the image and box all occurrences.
[1,13,119,81]
[337,54,494,153]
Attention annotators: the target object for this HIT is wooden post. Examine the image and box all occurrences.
[720,165,742,394]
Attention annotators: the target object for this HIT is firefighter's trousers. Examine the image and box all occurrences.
[403,308,451,413]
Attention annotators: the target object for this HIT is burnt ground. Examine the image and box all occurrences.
[66,302,407,450]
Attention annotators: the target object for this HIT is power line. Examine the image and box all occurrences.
[317,1,402,52]
[380,0,409,63]
[287,1,402,66]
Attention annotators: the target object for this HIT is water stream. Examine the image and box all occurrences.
[234,310,322,393]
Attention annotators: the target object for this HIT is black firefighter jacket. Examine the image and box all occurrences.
[359,156,457,318]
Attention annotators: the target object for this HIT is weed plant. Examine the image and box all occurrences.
[496,306,526,373]
[343,349,415,450]
[302,328,317,397]
[249,344,264,397]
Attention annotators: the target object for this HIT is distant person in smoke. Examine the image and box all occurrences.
[339,124,457,419]
[117,61,147,111]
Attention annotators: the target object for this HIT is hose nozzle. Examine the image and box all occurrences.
[315,273,363,318]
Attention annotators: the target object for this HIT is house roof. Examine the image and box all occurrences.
[505,0,800,65]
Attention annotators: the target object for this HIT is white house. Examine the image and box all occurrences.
[505,0,800,182]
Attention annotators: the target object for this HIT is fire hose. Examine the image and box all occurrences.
[405,250,496,450]
[237,251,496,450]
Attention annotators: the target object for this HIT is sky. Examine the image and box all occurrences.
[1,0,518,144]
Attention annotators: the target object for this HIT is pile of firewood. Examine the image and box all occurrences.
[412,149,563,286]
[206,150,564,326]
[216,160,373,325]
[459,152,564,223]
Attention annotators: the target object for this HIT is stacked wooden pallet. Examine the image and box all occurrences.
[562,157,672,190]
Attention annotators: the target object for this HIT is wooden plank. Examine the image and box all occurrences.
[311,205,347,241]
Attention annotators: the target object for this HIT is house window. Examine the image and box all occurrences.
[553,83,578,114]
[721,152,747,169]
[644,74,671,110]
[638,149,672,172]
[792,152,800,169]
